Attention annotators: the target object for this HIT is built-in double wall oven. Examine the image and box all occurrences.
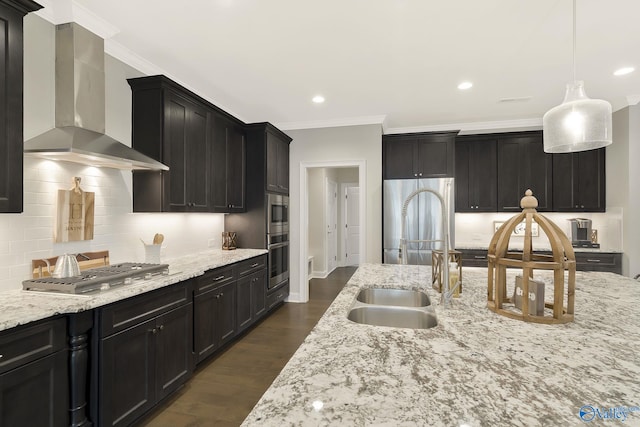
[267,193,289,289]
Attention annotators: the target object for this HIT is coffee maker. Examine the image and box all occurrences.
[568,218,599,248]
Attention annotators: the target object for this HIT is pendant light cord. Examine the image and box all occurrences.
[572,0,576,83]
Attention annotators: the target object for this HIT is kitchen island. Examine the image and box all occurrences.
[243,264,640,426]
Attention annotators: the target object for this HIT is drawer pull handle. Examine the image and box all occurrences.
[586,259,601,263]
[474,256,486,259]
[148,328,157,334]
[214,275,225,281]
[251,263,259,267]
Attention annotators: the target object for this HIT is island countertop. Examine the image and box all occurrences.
[242,264,640,426]
[0,248,267,332]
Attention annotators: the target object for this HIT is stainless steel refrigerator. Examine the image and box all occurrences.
[383,178,455,265]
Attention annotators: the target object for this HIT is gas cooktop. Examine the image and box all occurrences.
[22,263,170,294]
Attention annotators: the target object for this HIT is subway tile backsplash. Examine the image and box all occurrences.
[0,158,224,292]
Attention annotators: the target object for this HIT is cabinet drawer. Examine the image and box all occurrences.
[237,255,267,277]
[196,265,236,294]
[0,317,66,374]
[574,252,621,274]
[458,249,489,267]
[99,281,191,337]
[267,281,289,310]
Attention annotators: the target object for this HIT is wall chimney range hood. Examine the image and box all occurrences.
[24,23,168,171]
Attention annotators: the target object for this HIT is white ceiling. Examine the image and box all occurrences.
[34,0,640,134]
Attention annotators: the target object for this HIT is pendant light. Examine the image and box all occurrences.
[543,0,612,153]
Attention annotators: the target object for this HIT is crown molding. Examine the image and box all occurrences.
[626,95,640,106]
[385,118,543,135]
[33,0,119,38]
[276,115,386,131]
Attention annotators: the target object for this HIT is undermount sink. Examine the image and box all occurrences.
[356,288,431,307]
[347,306,438,329]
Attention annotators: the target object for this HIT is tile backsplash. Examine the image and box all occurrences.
[0,158,225,292]
[455,210,623,251]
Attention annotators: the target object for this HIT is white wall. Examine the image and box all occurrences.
[0,15,225,292]
[287,125,382,301]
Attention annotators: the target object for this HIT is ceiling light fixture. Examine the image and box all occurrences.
[613,67,635,76]
[457,82,473,90]
[312,95,325,104]
[543,0,612,153]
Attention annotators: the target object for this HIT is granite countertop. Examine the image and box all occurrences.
[243,264,640,426]
[0,248,267,332]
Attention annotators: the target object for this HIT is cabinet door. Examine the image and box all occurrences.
[211,116,230,211]
[99,318,157,427]
[218,281,237,345]
[0,351,68,427]
[193,289,220,363]
[276,136,289,193]
[236,274,253,332]
[0,2,33,213]
[552,148,605,212]
[383,139,415,179]
[164,92,209,212]
[251,269,267,320]
[266,132,279,192]
[497,134,552,212]
[416,135,455,178]
[226,124,246,211]
[455,139,497,212]
[156,303,193,400]
[186,106,209,211]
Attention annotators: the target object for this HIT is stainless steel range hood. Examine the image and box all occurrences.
[24,23,168,171]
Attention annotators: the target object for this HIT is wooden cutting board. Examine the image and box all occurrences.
[54,186,95,242]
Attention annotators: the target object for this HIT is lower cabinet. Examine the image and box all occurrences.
[237,256,267,333]
[457,248,622,274]
[194,280,237,364]
[0,318,68,426]
[96,282,193,427]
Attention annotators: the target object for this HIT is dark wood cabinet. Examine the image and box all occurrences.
[129,76,211,212]
[236,255,267,333]
[96,282,193,426]
[457,248,489,267]
[383,131,457,179]
[267,280,289,311]
[552,148,606,212]
[497,132,552,212]
[193,267,237,363]
[0,0,42,213]
[455,136,497,212]
[265,126,291,194]
[0,316,67,426]
[212,115,246,212]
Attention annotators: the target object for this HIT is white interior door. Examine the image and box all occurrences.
[326,179,338,274]
[345,185,360,266]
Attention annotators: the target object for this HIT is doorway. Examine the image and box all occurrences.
[300,161,366,301]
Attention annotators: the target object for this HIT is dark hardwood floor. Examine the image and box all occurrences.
[140,267,357,427]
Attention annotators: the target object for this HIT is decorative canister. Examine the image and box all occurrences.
[222,232,237,250]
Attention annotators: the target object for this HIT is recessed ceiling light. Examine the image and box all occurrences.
[312,95,325,104]
[457,82,473,90]
[614,67,635,76]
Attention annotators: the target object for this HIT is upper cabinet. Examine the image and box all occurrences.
[552,148,606,212]
[128,75,245,213]
[497,132,553,212]
[455,136,497,212]
[266,129,290,194]
[246,123,291,195]
[211,115,246,212]
[383,131,457,179]
[0,0,42,213]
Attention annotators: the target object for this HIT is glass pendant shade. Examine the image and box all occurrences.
[543,81,612,153]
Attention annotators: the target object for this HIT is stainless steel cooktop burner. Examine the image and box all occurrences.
[22,262,170,294]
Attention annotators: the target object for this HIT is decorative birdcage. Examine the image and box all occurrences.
[487,190,576,324]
